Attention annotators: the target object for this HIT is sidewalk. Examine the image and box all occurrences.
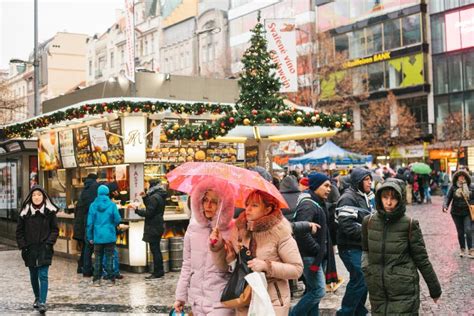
[0,243,347,315]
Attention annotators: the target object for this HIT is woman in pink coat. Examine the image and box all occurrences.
[173,178,235,315]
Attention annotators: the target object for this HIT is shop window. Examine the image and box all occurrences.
[349,30,366,59]
[465,92,474,133]
[445,0,460,10]
[386,53,424,89]
[366,24,383,55]
[368,62,385,91]
[402,14,421,46]
[435,96,450,139]
[430,15,446,54]
[384,19,401,50]
[352,66,367,95]
[448,54,463,92]
[432,55,448,95]
[464,51,474,91]
[334,33,350,57]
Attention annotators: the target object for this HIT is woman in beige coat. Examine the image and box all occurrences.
[211,189,303,315]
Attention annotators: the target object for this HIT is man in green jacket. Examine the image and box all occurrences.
[362,179,441,315]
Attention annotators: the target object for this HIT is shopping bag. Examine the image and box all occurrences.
[245,272,276,316]
[220,246,253,308]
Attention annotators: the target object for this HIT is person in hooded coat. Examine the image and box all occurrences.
[86,185,121,286]
[74,173,99,276]
[362,180,442,315]
[173,178,236,315]
[443,170,474,258]
[280,175,302,220]
[336,168,373,316]
[16,185,59,314]
[136,179,167,279]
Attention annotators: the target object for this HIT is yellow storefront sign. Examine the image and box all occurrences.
[343,52,391,69]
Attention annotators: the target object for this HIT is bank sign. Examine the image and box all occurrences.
[343,51,392,69]
[265,19,298,93]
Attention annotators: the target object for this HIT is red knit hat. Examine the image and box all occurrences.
[299,177,309,187]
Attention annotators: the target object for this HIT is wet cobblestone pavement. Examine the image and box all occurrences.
[0,196,472,315]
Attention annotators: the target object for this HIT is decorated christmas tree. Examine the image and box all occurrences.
[237,11,286,114]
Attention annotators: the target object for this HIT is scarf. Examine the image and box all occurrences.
[455,181,470,198]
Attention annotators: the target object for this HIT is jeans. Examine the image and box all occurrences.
[29,265,49,304]
[149,240,164,275]
[102,246,120,278]
[93,243,115,281]
[337,249,368,316]
[441,185,449,196]
[82,240,94,276]
[424,186,431,203]
[451,214,473,249]
[290,257,326,316]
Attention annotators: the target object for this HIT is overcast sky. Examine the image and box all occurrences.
[0,0,124,69]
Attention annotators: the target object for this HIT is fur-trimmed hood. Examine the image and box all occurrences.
[20,185,58,218]
[190,178,235,231]
[452,170,471,187]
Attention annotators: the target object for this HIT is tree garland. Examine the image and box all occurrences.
[0,99,351,140]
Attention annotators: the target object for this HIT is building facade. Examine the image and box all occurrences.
[3,32,87,120]
[429,0,474,171]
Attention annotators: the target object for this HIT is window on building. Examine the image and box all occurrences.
[402,14,421,46]
[151,34,155,53]
[448,54,463,92]
[429,0,445,13]
[334,33,349,57]
[384,19,401,50]
[349,29,366,59]
[366,24,383,55]
[110,52,114,68]
[430,15,446,54]
[435,96,449,139]
[145,40,148,55]
[164,58,168,72]
[180,52,185,69]
[433,55,448,95]
[465,92,474,132]
[368,62,385,91]
[120,48,125,64]
[352,66,367,95]
[450,93,464,115]
[207,43,214,61]
[88,60,92,76]
[445,0,460,10]
[385,59,403,89]
[186,51,191,68]
[464,51,474,91]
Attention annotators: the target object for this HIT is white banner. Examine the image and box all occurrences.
[265,19,298,92]
[0,162,17,210]
[123,115,147,163]
[89,127,109,152]
[124,0,135,82]
[151,124,162,150]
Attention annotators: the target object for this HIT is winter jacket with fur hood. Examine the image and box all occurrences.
[86,185,121,244]
[362,181,441,315]
[443,170,473,216]
[175,178,235,316]
[16,185,59,267]
[216,207,303,316]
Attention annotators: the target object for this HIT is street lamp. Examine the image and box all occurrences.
[10,57,40,117]
[194,26,222,76]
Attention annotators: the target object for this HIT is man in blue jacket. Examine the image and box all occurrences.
[87,185,121,286]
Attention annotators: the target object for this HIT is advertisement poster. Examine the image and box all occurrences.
[29,156,38,188]
[38,132,61,171]
[74,126,94,167]
[0,162,17,210]
[104,119,124,165]
[58,129,77,168]
[265,18,297,92]
[89,124,109,166]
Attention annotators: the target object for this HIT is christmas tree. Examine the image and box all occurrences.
[237,11,286,114]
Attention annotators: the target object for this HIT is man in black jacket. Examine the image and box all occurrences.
[74,173,99,276]
[336,168,373,316]
[291,172,335,316]
[136,179,167,279]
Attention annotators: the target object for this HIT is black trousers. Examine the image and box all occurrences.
[149,239,164,275]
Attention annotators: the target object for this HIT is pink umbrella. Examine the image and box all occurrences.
[166,162,288,209]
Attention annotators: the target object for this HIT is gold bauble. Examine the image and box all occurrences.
[335,121,341,128]
[296,117,303,124]
[243,118,251,125]
[172,124,180,131]
[311,116,318,123]
[271,118,278,124]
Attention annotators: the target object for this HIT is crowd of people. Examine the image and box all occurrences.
[14,162,474,315]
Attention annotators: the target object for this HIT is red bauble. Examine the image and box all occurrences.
[265,118,272,123]
[102,102,107,107]
[345,122,352,128]
[204,130,209,137]
[229,117,235,124]
[252,109,258,115]
[134,107,140,112]
[220,122,226,128]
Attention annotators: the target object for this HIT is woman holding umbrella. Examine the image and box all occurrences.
[173,178,236,315]
[443,170,474,258]
[212,189,304,315]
